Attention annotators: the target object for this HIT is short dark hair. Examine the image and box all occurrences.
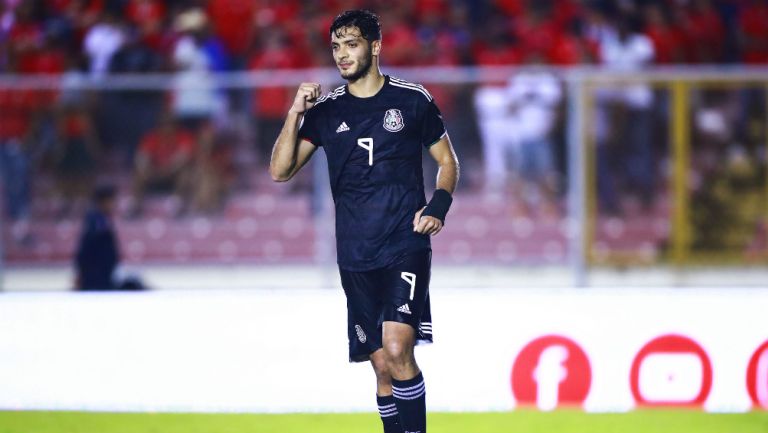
[330,10,381,42]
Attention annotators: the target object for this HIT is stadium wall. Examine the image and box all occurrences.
[0,288,765,413]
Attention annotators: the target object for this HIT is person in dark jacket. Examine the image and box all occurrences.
[75,184,120,291]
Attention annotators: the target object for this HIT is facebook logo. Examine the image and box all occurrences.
[512,335,591,410]
[532,345,569,411]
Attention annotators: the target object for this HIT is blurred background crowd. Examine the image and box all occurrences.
[3,0,768,75]
[0,0,766,285]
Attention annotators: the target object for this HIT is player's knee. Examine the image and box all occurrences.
[371,354,391,378]
[382,340,413,367]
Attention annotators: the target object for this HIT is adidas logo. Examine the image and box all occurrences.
[336,121,350,133]
[397,303,412,315]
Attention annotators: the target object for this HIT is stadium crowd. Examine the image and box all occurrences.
[1,0,766,261]
[2,0,767,76]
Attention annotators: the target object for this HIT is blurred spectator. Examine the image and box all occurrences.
[171,7,226,131]
[413,8,466,66]
[379,6,419,66]
[75,183,119,291]
[190,121,235,213]
[52,104,99,218]
[594,13,656,215]
[128,114,195,218]
[83,10,125,79]
[0,2,9,71]
[123,0,166,51]
[550,20,595,65]
[58,53,90,107]
[206,0,256,68]
[513,1,560,62]
[472,10,521,66]
[5,0,44,73]
[685,0,725,64]
[505,57,562,215]
[474,83,513,195]
[643,3,686,64]
[737,0,768,64]
[0,70,34,223]
[473,53,563,209]
[108,27,164,80]
[106,28,164,166]
[248,29,304,160]
[76,183,147,291]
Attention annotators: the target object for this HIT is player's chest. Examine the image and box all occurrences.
[323,104,419,153]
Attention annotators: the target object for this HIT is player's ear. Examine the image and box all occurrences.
[371,39,381,56]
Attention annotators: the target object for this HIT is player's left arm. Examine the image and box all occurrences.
[414,134,460,236]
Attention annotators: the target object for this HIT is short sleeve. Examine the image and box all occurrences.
[420,99,447,148]
[298,106,323,147]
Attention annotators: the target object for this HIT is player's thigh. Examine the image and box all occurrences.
[340,268,385,361]
[340,268,382,319]
[381,249,431,327]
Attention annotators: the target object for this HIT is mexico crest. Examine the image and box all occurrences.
[383,108,405,132]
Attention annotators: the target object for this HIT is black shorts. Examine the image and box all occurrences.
[339,249,433,363]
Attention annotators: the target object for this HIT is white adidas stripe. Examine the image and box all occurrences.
[393,389,425,399]
[316,86,346,104]
[394,388,425,397]
[389,81,432,101]
[390,76,432,95]
[392,380,425,393]
[317,91,344,103]
[389,77,433,101]
[393,386,426,400]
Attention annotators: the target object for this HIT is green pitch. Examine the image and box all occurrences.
[0,410,766,433]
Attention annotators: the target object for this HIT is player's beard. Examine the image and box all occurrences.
[340,45,373,82]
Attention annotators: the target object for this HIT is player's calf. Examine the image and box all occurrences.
[383,322,426,433]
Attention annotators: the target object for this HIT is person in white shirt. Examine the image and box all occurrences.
[171,8,224,130]
[83,12,125,79]
[474,84,515,195]
[506,60,563,214]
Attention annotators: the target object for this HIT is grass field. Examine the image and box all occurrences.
[0,410,766,433]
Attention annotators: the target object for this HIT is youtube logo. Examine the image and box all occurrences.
[511,335,591,410]
[630,334,713,406]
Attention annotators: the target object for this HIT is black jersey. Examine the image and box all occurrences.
[298,75,447,271]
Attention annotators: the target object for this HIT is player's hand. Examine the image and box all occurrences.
[289,82,322,114]
[413,206,444,236]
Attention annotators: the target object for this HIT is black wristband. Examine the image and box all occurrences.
[422,189,453,223]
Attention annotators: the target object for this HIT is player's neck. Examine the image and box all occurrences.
[346,68,385,98]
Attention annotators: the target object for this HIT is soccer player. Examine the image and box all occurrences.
[269,10,459,433]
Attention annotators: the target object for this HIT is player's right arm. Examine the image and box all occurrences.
[269,83,321,182]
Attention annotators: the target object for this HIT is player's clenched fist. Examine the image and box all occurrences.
[290,82,322,114]
[413,206,444,236]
